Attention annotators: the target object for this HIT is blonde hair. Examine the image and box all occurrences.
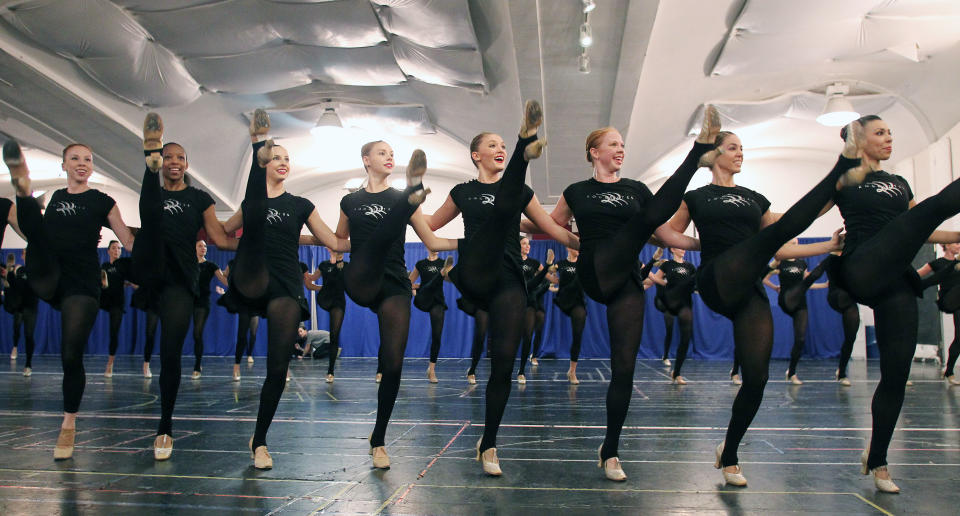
[584,127,617,163]
[62,143,92,161]
[469,132,496,168]
[360,140,386,173]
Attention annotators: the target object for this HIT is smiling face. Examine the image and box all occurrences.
[266,145,291,182]
[712,133,743,174]
[362,142,394,176]
[860,119,893,163]
[944,243,960,256]
[471,133,507,173]
[161,143,188,183]
[588,129,624,173]
[520,237,530,256]
[61,144,93,184]
[196,240,207,260]
[670,247,685,261]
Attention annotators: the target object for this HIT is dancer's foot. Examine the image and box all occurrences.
[714,441,746,487]
[519,99,543,138]
[143,112,163,172]
[530,356,539,366]
[517,374,526,385]
[375,373,382,384]
[250,437,273,470]
[370,445,391,469]
[466,373,477,385]
[233,364,241,382]
[476,438,502,476]
[545,248,555,265]
[4,140,32,196]
[731,373,742,385]
[143,362,152,379]
[672,375,687,385]
[10,348,17,360]
[441,256,454,279]
[838,121,870,187]
[104,361,113,379]
[836,369,852,386]
[154,434,173,461]
[944,369,960,385]
[696,105,722,168]
[786,371,803,385]
[23,367,32,377]
[597,445,626,481]
[523,139,546,161]
[249,108,271,142]
[406,149,427,188]
[427,363,439,383]
[326,373,335,384]
[861,448,899,493]
[54,426,76,460]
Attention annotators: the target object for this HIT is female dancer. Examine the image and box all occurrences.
[517,241,554,383]
[649,247,697,383]
[192,239,227,378]
[307,249,346,383]
[220,110,354,469]
[427,101,576,476]
[552,247,586,384]
[336,139,457,470]
[917,244,960,385]
[133,115,237,461]
[543,107,718,481]
[220,259,261,381]
[460,297,488,385]
[813,115,960,492]
[410,251,454,383]
[101,240,133,377]
[129,285,159,378]
[763,255,828,384]
[659,118,859,486]
[4,139,135,460]
[5,250,37,376]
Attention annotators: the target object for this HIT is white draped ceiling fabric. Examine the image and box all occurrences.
[1,0,486,133]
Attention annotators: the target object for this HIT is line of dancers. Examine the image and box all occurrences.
[4,102,960,494]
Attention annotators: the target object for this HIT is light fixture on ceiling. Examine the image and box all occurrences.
[582,0,596,13]
[578,51,590,74]
[579,20,593,48]
[310,107,343,137]
[816,83,859,127]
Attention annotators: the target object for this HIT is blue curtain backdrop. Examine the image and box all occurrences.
[0,238,843,361]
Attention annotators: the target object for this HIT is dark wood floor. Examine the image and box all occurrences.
[0,354,956,514]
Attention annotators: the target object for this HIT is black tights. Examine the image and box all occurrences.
[16,196,58,301]
[518,308,545,375]
[665,307,693,378]
[252,297,302,449]
[450,135,537,303]
[61,296,99,413]
[235,312,259,364]
[786,308,808,378]
[945,312,960,378]
[599,279,646,461]
[144,310,159,362]
[698,156,853,467]
[369,296,412,448]
[467,309,489,376]
[567,305,586,362]
[13,306,37,368]
[479,284,526,453]
[428,305,445,363]
[106,307,123,356]
[192,305,209,372]
[834,177,960,468]
[157,284,196,437]
[326,307,344,375]
[579,142,711,303]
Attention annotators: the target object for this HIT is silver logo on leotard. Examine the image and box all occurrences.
[563,266,576,274]
[266,208,284,224]
[866,181,902,198]
[479,194,495,205]
[597,192,628,207]
[55,201,78,216]
[362,204,387,219]
[719,194,750,207]
[162,199,184,215]
[426,266,439,273]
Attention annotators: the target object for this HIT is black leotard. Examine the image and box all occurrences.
[316,260,347,311]
[553,259,584,315]
[413,257,447,311]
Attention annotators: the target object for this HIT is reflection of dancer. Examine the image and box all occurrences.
[551,248,586,384]
[101,240,133,378]
[763,255,828,385]
[4,250,38,376]
[4,139,135,461]
[305,250,346,383]
[649,248,696,383]
[192,240,227,378]
[410,252,454,383]
[916,243,960,385]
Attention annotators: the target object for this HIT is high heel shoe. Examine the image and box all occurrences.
[566,371,579,385]
[4,140,32,196]
[835,369,851,386]
[672,375,687,385]
[786,371,803,385]
[517,374,526,385]
[143,362,152,379]
[250,437,273,470]
[714,442,747,486]
[860,448,899,493]
[476,438,502,476]
[523,140,546,161]
[326,374,335,384]
[143,112,164,172]
[154,434,173,461]
[597,445,626,481]
[466,373,477,385]
[519,99,543,138]
[427,366,439,384]
[944,369,960,385]
[54,427,76,460]
[369,445,391,469]
[730,373,742,385]
[233,364,241,382]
